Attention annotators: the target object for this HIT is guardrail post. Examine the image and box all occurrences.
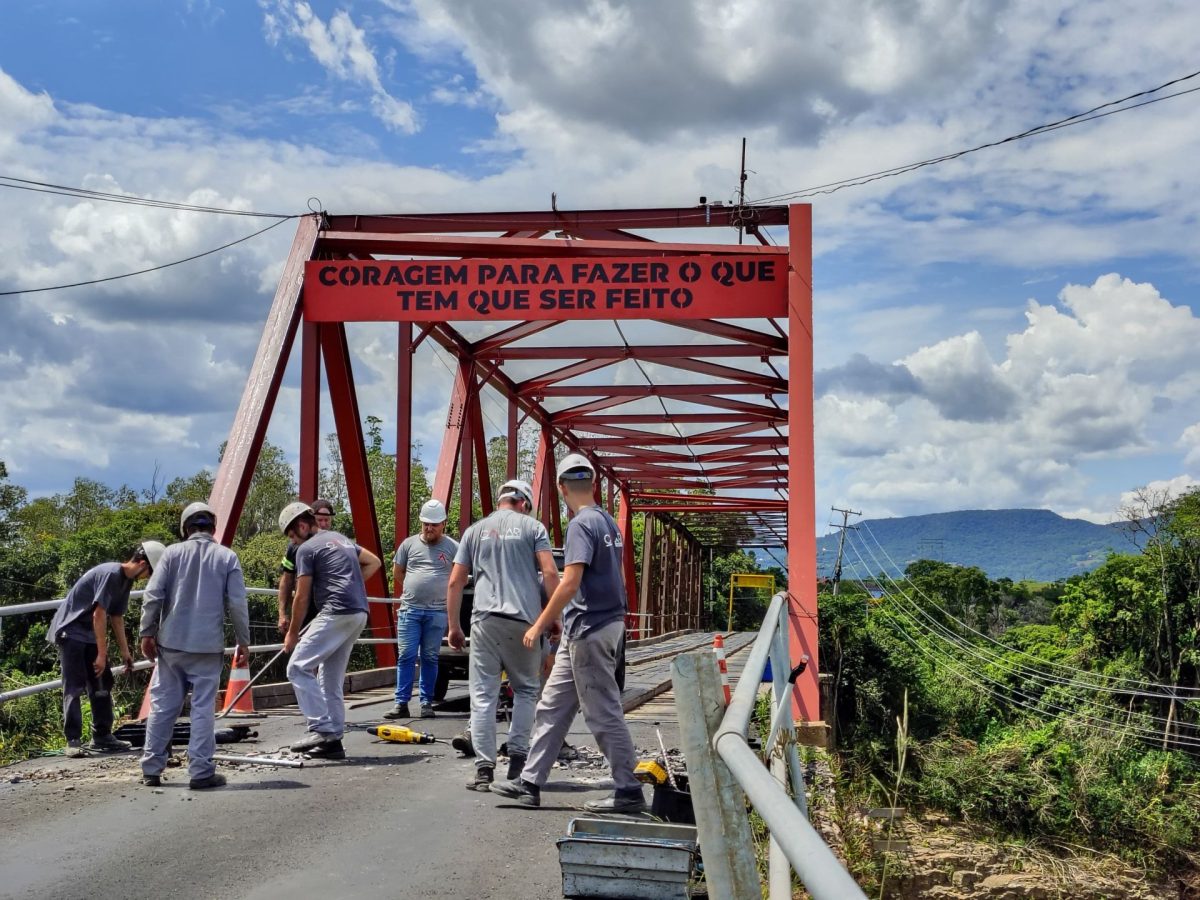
[768,753,792,899]
[771,606,808,815]
[671,651,759,900]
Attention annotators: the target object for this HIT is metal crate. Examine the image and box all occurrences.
[557,817,699,899]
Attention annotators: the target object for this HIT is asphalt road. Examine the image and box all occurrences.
[0,685,679,900]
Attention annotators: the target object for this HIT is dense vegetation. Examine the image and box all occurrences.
[823,488,1200,885]
[819,507,1146,582]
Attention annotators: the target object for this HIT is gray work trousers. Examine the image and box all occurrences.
[468,615,542,770]
[141,648,222,781]
[520,619,640,791]
[287,611,366,739]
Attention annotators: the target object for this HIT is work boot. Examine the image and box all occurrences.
[64,739,85,758]
[88,734,132,754]
[584,788,647,814]
[506,752,527,781]
[290,732,330,752]
[451,731,475,757]
[419,703,435,718]
[383,702,410,719]
[305,739,346,760]
[189,772,227,790]
[140,774,161,787]
[467,764,494,792]
[491,778,541,807]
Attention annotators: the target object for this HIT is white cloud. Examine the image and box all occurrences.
[262,1,418,133]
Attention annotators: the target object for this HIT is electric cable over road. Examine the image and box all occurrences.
[0,215,298,297]
[750,68,1200,204]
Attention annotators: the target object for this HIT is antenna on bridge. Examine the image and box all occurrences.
[828,506,861,598]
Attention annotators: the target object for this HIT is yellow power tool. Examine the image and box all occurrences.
[368,724,439,744]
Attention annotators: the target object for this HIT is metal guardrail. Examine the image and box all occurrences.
[673,592,866,900]
[0,587,407,706]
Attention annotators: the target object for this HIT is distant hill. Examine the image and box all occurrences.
[818,509,1143,583]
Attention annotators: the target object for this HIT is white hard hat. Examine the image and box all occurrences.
[278,501,314,535]
[419,499,448,524]
[556,452,596,482]
[498,479,533,506]
[180,501,216,535]
[140,540,167,572]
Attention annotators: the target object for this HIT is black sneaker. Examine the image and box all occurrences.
[189,772,227,790]
[451,731,475,757]
[491,778,541,807]
[419,704,435,718]
[89,734,132,754]
[467,765,493,792]
[140,774,161,787]
[506,753,526,781]
[584,789,646,814]
[383,703,410,719]
[305,739,346,760]
[290,732,327,752]
[64,739,85,758]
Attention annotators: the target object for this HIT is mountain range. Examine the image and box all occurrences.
[816,508,1143,583]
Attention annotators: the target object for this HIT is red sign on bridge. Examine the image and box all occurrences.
[304,254,786,321]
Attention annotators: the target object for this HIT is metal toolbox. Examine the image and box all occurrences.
[557,817,699,899]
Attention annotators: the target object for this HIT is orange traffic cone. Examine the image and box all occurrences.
[712,634,732,705]
[221,660,255,715]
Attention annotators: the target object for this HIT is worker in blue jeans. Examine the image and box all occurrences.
[385,499,459,719]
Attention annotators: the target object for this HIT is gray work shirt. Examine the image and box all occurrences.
[394,534,459,609]
[47,562,132,645]
[454,509,551,625]
[139,533,251,654]
[562,505,627,639]
[295,532,369,615]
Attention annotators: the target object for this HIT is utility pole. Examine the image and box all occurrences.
[829,506,861,597]
[737,137,747,245]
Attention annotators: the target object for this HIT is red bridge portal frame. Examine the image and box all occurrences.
[206,205,819,721]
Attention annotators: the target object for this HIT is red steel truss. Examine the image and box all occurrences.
[206,204,819,721]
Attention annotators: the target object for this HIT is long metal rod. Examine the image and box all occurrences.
[713,592,865,900]
[212,753,304,769]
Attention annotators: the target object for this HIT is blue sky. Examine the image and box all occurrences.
[1,0,1199,532]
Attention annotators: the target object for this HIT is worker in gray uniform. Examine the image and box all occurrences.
[280,502,381,759]
[139,502,250,789]
[447,479,560,792]
[492,454,645,812]
[48,541,165,757]
[385,498,458,720]
[276,498,335,635]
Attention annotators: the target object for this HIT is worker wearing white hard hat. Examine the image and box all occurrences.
[384,498,459,720]
[279,502,382,759]
[494,452,646,814]
[277,499,337,636]
[446,479,561,791]
[47,540,165,758]
[139,505,250,790]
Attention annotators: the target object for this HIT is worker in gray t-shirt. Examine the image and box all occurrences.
[281,502,381,759]
[492,453,645,813]
[447,479,560,792]
[48,542,165,757]
[384,498,459,720]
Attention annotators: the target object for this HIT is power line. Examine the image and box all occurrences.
[857,521,1200,697]
[847,537,1200,751]
[0,216,298,297]
[751,69,1200,204]
[0,174,295,218]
